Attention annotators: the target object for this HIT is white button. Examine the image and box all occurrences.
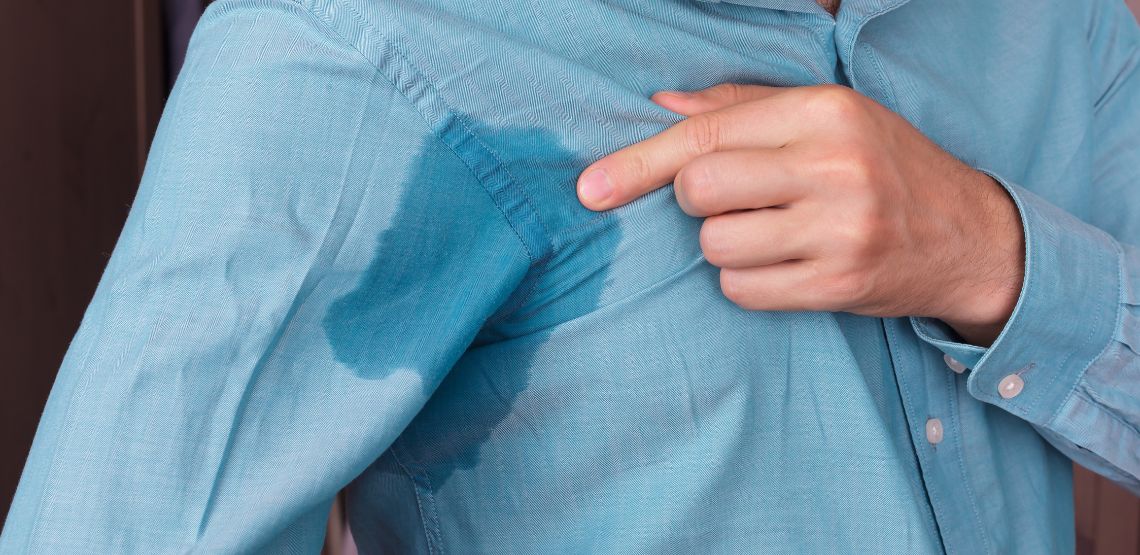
[943,354,967,374]
[925,418,944,445]
[998,374,1025,399]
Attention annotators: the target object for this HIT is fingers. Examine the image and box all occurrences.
[651,83,783,116]
[719,261,829,312]
[577,92,805,211]
[699,205,815,269]
[673,148,808,218]
[576,117,704,210]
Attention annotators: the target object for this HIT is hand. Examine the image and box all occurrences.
[575,83,1025,346]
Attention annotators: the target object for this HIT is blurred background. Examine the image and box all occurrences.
[1,1,1137,553]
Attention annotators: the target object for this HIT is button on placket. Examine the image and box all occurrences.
[848,18,983,553]
[925,418,944,445]
[943,354,967,374]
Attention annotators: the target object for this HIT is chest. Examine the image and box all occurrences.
[379,0,1099,344]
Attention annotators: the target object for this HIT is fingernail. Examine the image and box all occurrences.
[658,90,692,99]
[578,168,614,207]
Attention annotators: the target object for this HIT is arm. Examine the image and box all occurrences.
[0,1,533,551]
[909,0,1140,493]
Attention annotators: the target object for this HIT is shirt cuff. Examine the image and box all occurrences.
[909,169,1123,427]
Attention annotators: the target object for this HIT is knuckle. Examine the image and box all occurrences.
[683,114,722,155]
[624,152,654,184]
[818,271,872,308]
[835,149,877,186]
[699,218,734,266]
[796,148,831,183]
[719,269,750,306]
[675,162,716,214]
[806,85,863,122]
[833,215,881,264]
[813,147,876,189]
[807,145,875,189]
[711,82,744,103]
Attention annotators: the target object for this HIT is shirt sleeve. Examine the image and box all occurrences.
[0,1,535,552]
[909,0,1140,494]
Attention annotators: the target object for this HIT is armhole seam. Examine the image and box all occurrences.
[290,0,554,266]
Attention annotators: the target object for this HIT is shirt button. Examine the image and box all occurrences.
[998,374,1025,399]
[925,418,944,445]
[943,354,967,374]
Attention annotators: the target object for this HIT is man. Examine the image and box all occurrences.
[3,0,1138,552]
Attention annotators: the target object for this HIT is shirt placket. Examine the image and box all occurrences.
[835,5,997,553]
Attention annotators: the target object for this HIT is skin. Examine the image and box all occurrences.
[575,83,1025,347]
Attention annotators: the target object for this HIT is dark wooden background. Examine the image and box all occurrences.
[0,0,166,525]
[1,2,1137,553]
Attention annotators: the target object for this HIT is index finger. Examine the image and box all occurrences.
[576,91,802,211]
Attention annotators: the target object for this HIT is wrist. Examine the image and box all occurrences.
[934,171,1025,346]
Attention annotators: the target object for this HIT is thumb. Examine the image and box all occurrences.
[651,82,781,116]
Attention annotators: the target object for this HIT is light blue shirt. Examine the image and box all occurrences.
[4,0,1140,552]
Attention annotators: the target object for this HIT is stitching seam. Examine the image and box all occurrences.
[297,0,553,265]
[390,447,439,555]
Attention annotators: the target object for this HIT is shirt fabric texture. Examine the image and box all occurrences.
[4,0,1140,553]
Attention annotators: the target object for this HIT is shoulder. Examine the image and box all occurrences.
[291,0,559,259]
